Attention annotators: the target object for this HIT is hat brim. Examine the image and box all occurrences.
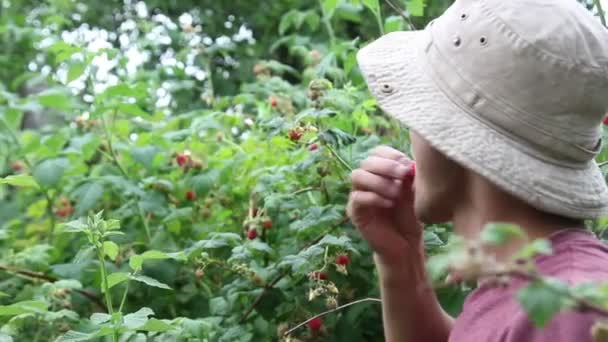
[357,30,608,219]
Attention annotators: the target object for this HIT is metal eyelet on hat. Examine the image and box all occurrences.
[380,84,393,94]
[479,36,488,46]
[460,13,468,20]
[453,36,462,47]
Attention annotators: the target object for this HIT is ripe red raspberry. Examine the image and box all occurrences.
[55,207,73,217]
[308,143,318,151]
[336,254,350,266]
[288,129,303,142]
[10,161,23,171]
[176,154,189,167]
[186,190,196,201]
[603,115,608,126]
[307,317,322,332]
[406,163,416,178]
[262,219,273,229]
[247,229,258,240]
[269,96,278,108]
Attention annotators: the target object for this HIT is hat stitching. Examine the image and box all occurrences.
[423,33,597,168]
[479,0,608,75]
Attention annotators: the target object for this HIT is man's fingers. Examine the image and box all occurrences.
[351,169,402,199]
[347,191,394,218]
[370,145,411,165]
[360,156,412,180]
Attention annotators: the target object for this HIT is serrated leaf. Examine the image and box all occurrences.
[0,175,40,189]
[517,280,568,327]
[56,330,94,342]
[33,158,69,188]
[129,275,172,290]
[123,307,154,329]
[424,231,444,248]
[362,0,380,15]
[37,92,72,111]
[0,300,48,316]
[118,103,147,117]
[67,62,86,82]
[61,219,88,233]
[107,272,130,290]
[103,241,119,261]
[514,239,553,261]
[73,181,104,217]
[480,223,526,245]
[90,312,111,325]
[406,0,425,17]
[129,250,184,272]
[322,0,339,18]
[54,279,83,289]
[138,318,173,332]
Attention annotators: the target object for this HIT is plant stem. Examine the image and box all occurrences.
[595,0,606,27]
[118,278,131,313]
[100,112,130,179]
[137,204,151,242]
[326,145,352,171]
[284,297,382,336]
[375,8,385,35]
[96,248,118,342]
[318,0,336,48]
[0,118,57,243]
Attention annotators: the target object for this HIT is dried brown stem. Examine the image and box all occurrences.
[0,264,107,311]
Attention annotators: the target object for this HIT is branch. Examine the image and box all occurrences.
[594,0,606,27]
[239,216,350,323]
[284,298,382,336]
[0,264,107,311]
[383,0,417,30]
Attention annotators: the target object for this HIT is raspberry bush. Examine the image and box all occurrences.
[0,0,607,341]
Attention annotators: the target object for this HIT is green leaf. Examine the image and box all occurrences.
[118,103,148,117]
[129,250,185,272]
[279,10,298,35]
[54,279,83,289]
[139,318,173,332]
[90,312,111,325]
[129,275,172,290]
[123,307,154,329]
[33,158,69,188]
[362,0,380,15]
[384,15,404,33]
[406,0,425,17]
[103,241,119,261]
[480,223,526,245]
[61,219,88,233]
[67,62,86,82]
[0,300,48,316]
[37,92,72,111]
[73,181,104,217]
[0,175,40,189]
[424,231,444,248]
[209,297,229,315]
[107,272,130,290]
[0,332,13,342]
[56,330,94,342]
[517,280,568,327]
[322,0,339,18]
[514,239,553,261]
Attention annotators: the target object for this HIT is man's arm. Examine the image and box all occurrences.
[375,251,453,342]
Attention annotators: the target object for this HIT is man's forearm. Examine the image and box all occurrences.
[375,252,453,342]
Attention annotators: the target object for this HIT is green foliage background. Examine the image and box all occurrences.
[0,0,605,341]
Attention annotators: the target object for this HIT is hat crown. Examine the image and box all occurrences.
[425,0,608,165]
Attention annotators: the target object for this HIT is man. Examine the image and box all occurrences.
[347,0,608,341]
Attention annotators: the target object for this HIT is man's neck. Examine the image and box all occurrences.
[451,175,583,262]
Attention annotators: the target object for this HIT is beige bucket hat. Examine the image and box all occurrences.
[357,0,608,219]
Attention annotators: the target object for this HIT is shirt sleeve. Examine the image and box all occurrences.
[505,310,598,342]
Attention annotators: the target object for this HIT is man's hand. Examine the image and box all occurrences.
[347,145,422,266]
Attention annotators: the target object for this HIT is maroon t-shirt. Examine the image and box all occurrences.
[449,229,608,342]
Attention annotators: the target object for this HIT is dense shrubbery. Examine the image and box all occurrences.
[0,0,606,341]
